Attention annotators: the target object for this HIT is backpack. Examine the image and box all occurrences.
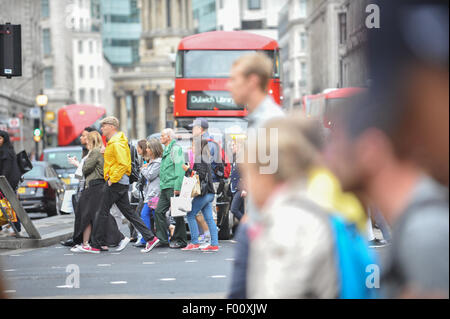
[128,143,140,184]
[329,214,379,299]
[296,198,378,299]
[206,139,231,179]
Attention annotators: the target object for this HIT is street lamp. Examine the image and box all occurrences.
[36,92,48,153]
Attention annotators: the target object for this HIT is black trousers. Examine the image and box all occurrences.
[96,183,155,247]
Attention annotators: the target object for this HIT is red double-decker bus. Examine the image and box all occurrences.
[174,31,282,134]
[57,104,106,146]
[303,87,366,129]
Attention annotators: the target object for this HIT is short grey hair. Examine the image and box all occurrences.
[162,128,176,139]
[100,116,120,129]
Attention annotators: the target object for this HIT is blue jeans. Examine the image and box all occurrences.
[139,203,155,244]
[230,191,245,221]
[186,193,218,246]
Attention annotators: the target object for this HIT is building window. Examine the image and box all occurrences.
[339,13,347,45]
[98,89,102,104]
[299,0,307,18]
[219,0,224,9]
[43,68,53,89]
[78,40,83,54]
[90,89,95,103]
[242,20,263,30]
[79,88,85,103]
[90,66,94,78]
[300,32,307,51]
[97,66,101,78]
[248,0,261,10]
[79,65,84,79]
[300,62,307,86]
[43,29,51,55]
[41,0,50,18]
[89,41,93,54]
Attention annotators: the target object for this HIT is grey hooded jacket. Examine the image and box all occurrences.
[140,158,161,202]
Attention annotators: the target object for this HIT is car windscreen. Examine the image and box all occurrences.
[22,164,46,180]
[44,149,82,174]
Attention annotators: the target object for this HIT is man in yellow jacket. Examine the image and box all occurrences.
[94,116,160,253]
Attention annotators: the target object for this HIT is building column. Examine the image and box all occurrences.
[151,0,157,31]
[161,0,168,29]
[171,0,179,30]
[187,0,193,30]
[135,89,146,139]
[158,89,168,131]
[181,0,187,29]
[118,92,127,133]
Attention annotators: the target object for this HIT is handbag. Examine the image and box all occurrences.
[16,150,33,175]
[191,174,201,198]
[0,196,18,225]
[170,196,191,218]
[199,168,210,196]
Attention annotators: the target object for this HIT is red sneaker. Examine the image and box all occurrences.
[79,245,100,254]
[200,245,219,252]
[181,243,200,251]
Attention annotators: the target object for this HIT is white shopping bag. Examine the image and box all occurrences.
[61,190,76,213]
[170,196,192,218]
[180,176,197,198]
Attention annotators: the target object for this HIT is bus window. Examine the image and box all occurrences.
[176,51,183,78]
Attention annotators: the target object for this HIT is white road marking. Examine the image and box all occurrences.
[230,240,237,244]
[97,264,111,267]
[56,285,74,288]
[157,252,168,254]
[143,262,155,265]
[110,281,127,285]
[185,260,198,263]
[51,266,65,269]
[210,275,227,279]
[225,258,235,261]
[159,278,176,281]
[64,254,74,256]
[110,253,121,255]
[3,269,16,272]
[54,247,64,249]
[10,255,23,257]
[4,290,16,293]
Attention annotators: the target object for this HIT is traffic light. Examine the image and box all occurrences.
[33,119,42,142]
[0,23,22,78]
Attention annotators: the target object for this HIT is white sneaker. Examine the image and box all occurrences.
[116,237,130,251]
[70,245,82,253]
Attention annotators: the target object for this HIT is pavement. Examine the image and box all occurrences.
[0,214,74,250]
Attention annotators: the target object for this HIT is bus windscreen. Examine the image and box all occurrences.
[180,50,279,78]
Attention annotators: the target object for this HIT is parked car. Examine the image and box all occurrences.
[17,161,65,217]
[43,146,83,191]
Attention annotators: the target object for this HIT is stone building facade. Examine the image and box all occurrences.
[338,0,371,88]
[306,0,344,94]
[0,0,44,151]
[111,0,195,139]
